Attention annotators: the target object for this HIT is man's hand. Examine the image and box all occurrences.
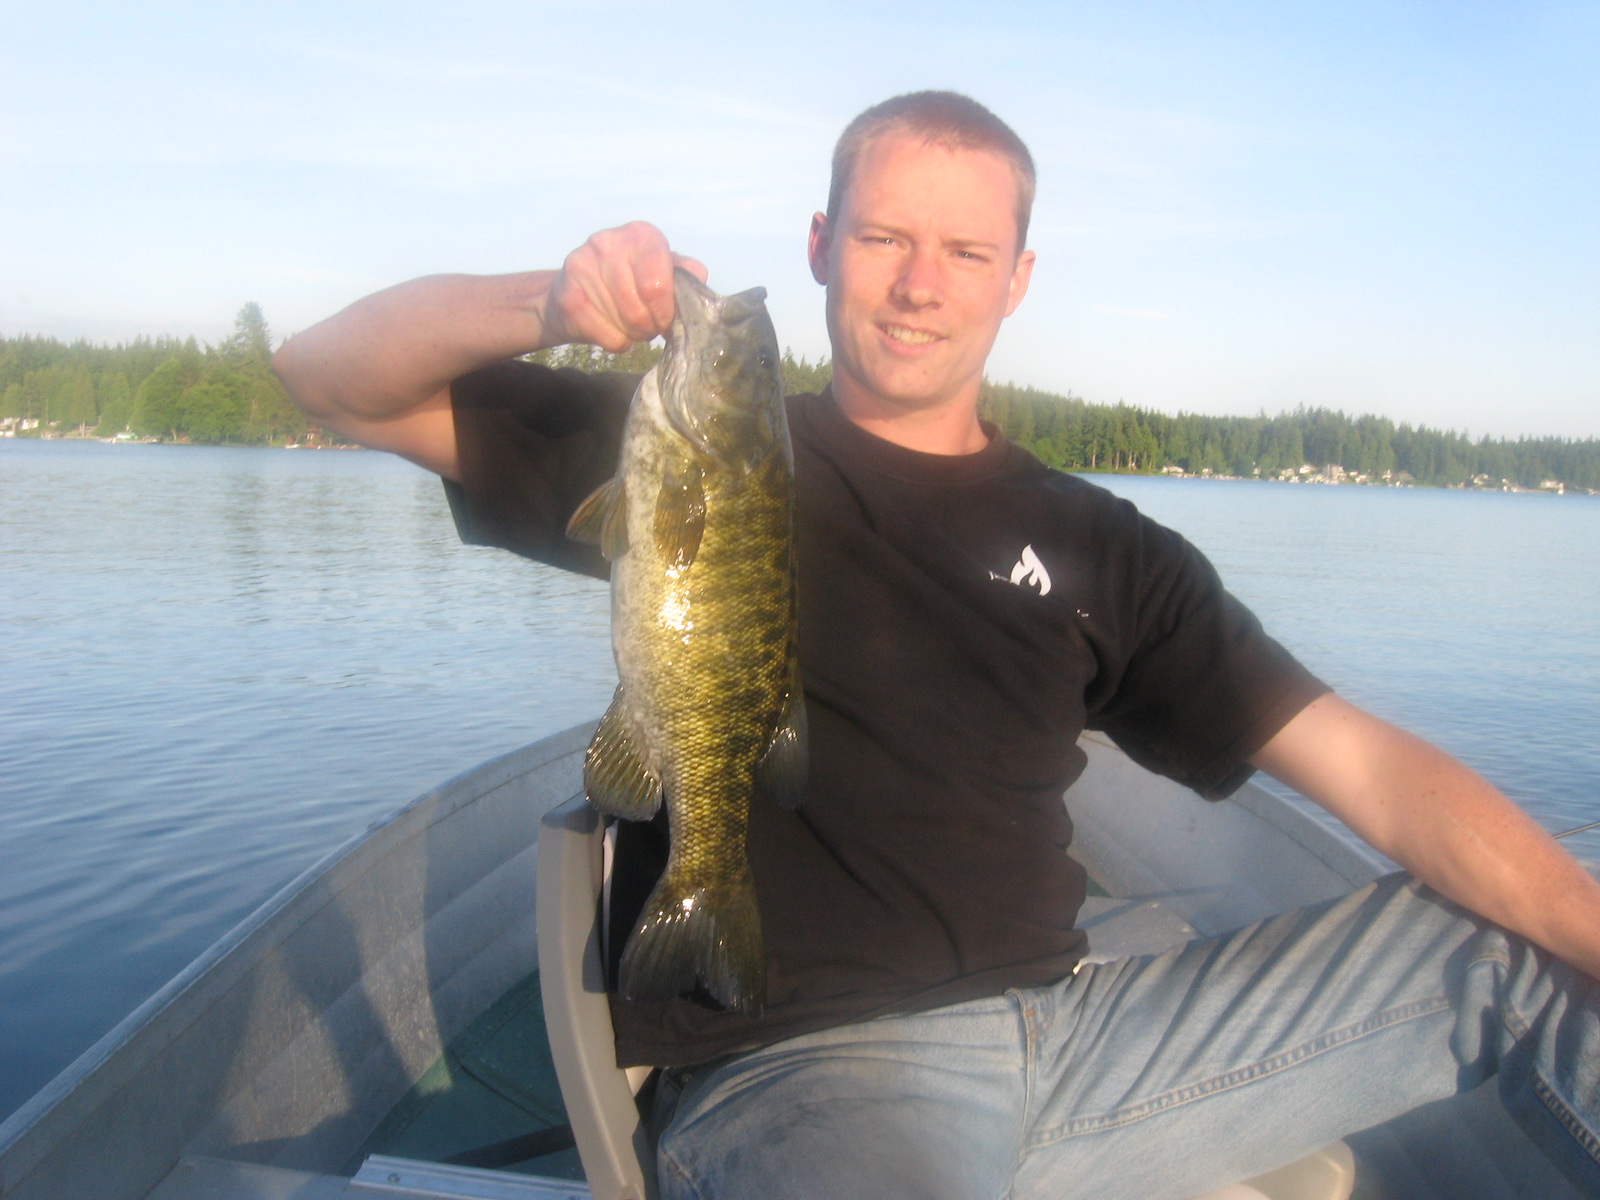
[1252,693,1600,980]
[542,222,707,352]
[272,222,704,479]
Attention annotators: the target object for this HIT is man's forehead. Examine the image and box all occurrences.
[853,129,1016,178]
[839,132,1023,240]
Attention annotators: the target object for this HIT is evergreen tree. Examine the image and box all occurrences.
[225,302,273,361]
[94,373,134,435]
[181,373,250,443]
[132,348,204,440]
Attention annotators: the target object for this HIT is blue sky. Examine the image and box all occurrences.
[3,0,1596,438]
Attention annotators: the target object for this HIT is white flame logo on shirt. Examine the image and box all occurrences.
[992,544,1051,596]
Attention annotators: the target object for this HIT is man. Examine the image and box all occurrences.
[275,92,1600,1199]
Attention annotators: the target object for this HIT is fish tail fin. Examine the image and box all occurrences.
[619,868,765,1016]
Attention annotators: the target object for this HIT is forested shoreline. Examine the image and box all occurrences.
[976,381,1600,492]
[5,315,1597,492]
[0,305,308,446]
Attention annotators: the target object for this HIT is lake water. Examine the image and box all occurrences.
[2,438,1598,1123]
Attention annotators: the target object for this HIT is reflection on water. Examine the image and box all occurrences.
[1,442,1597,1121]
[1093,475,1600,848]
[0,440,614,1120]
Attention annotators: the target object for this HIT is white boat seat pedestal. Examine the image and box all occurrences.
[1190,1140,1357,1200]
[537,796,657,1200]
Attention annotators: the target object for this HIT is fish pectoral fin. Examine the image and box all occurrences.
[567,475,630,561]
[652,461,705,569]
[619,870,765,1017]
[583,692,661,820]
[755,659,808,809]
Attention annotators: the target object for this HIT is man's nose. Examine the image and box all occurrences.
[891,248,942,308]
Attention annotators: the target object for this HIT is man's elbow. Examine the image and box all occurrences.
[271,338,332,423]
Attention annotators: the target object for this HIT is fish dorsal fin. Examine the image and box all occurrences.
[584,689,661,820]
[653,460,705,569]
[567,475,630,561]
[755,653,808,809]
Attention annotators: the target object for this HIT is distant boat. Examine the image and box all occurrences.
[0,724,1581,1200]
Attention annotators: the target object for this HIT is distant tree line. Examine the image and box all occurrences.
[7,317,1595,489]
[977,381,1600,489]
[0,304,307,445]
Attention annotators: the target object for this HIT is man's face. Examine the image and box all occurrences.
[808,132,1035,423]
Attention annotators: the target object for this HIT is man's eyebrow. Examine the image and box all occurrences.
[856,222,1004,253]
[855,220,912,239]
[946,236,1003,253]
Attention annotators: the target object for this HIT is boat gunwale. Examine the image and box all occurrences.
[0,721,596,1187]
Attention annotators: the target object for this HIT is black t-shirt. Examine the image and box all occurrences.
[447,360,1328,1067]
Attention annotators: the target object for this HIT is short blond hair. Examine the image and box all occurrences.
[827,91,1037,253]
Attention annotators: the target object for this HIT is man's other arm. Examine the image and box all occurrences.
[271,223,703,480]
[1252,693,1600,980]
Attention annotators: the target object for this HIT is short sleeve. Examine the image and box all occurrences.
[1088,512,1328,799]
[446,360,638,580]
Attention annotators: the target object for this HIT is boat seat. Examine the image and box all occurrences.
[537,795,1355,1200]
[537,794,658,1200]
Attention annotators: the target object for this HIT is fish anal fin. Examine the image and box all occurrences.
[583,692,661,821]
[619,870,765,1016]
[567,476,630,561]
[653,461,705,569]
[755,656,808,809]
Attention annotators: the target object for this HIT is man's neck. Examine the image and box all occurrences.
[831,381,990,456]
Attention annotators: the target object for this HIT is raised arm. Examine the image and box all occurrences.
[1251,692,1600,979]
[271,222,703,480]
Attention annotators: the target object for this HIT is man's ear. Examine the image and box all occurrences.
[1004,249,1036,318]
[807,212,831,285]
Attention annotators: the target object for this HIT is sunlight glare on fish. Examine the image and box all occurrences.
[660,592,693,635]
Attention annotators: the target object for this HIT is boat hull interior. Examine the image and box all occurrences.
[0,724,1585,1200]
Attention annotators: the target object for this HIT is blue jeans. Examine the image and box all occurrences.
[653,874,1600,1200]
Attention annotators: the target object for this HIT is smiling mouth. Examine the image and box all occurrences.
[882,324,940,347]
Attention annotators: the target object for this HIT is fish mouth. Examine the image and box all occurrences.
[672,269,767,332]
[661,269,782,471]
[719,287,769,326]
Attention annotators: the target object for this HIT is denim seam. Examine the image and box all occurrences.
[1531,1074,1600,1166]
[1001,989,1042,1200]
[657,1141,710,1200]
[1489,954,1600,1169]
[1025,992,1453,1148]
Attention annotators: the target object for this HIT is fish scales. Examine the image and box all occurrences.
[567,268,805,1017]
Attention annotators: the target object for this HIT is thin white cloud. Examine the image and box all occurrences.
[260,33,827,131]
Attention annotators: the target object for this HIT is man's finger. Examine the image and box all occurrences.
[630,259,678,338]
[590,223,678,341]
[552,223,696,350]
[671,255,709,285]
[633,254,708,336]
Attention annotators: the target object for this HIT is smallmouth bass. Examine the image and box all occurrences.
[567,268,805,1016]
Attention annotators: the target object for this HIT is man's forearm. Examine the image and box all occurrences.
[272,222,702,479]
[1253,694,1600,980]
[273,271,556,428]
